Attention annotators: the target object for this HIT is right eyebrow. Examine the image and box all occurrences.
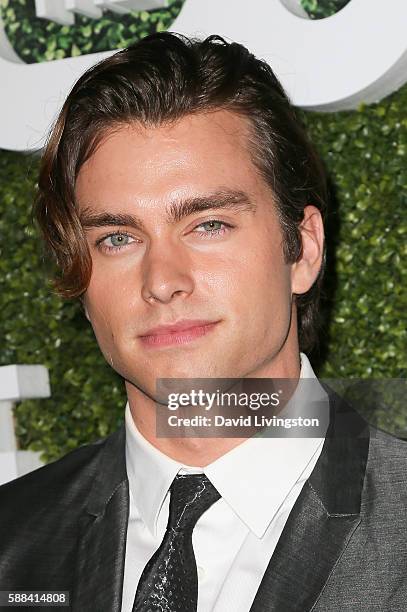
[80,210,145,231]
[79,188,257,232]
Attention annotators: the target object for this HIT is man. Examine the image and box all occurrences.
[0,32,406,612]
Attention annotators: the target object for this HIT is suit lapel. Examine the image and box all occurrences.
[250,386,370,612]
[69,387,370,612]
[71,424,129,612]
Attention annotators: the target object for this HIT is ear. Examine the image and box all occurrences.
[291,205,325,295]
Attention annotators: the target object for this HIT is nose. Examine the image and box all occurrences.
[141,242,194,304]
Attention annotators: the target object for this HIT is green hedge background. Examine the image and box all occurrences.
[0,0,406,461]
[0,0,351,64]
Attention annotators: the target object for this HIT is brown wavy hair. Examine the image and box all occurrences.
[34,32,328,353]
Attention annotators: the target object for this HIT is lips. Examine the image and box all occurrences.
[139,319,219,337]
[139,319,220,348]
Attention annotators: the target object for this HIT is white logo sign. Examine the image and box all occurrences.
[1,0,407,151]
[34,1,168,24]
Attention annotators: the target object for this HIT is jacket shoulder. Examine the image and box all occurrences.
[369,425,407,458]
[0,429,118,522]
[367,426,407,483]
[0,426,126,590]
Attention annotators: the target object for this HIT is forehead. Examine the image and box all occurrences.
[75,110,267,212]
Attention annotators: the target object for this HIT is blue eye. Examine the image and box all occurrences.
[193,220,232,238]
[97,232,135,252]
[107,234,131,247]
[201,221,223,231]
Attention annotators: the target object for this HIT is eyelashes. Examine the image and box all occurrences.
[191,219,233,238]
[95,232,137,253]
[95,219,234,254]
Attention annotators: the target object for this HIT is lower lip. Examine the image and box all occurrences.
[139,322,219,348]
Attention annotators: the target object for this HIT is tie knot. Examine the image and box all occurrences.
[168,474,220,533]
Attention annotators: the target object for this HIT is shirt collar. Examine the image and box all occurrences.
[125,404,188,536]
[125,352,328,539]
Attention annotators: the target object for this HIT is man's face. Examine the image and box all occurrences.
[77,111,305,401]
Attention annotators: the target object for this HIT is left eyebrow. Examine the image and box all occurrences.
[166,189,257,223]
[79,189,257,230]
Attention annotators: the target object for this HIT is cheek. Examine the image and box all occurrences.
[83,278,125,342]
[239,241,291,297]
[195,264,236,297]
[235,247,292,333]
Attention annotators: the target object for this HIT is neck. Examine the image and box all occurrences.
[126,345,301,468]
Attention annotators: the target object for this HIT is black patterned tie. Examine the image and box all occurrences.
[132,473,221,612]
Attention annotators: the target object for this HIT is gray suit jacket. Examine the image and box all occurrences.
[0,387,406,611]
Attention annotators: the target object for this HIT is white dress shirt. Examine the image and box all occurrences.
[121,353,329,612]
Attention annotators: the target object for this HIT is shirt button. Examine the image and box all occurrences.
[197,566,205,581]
